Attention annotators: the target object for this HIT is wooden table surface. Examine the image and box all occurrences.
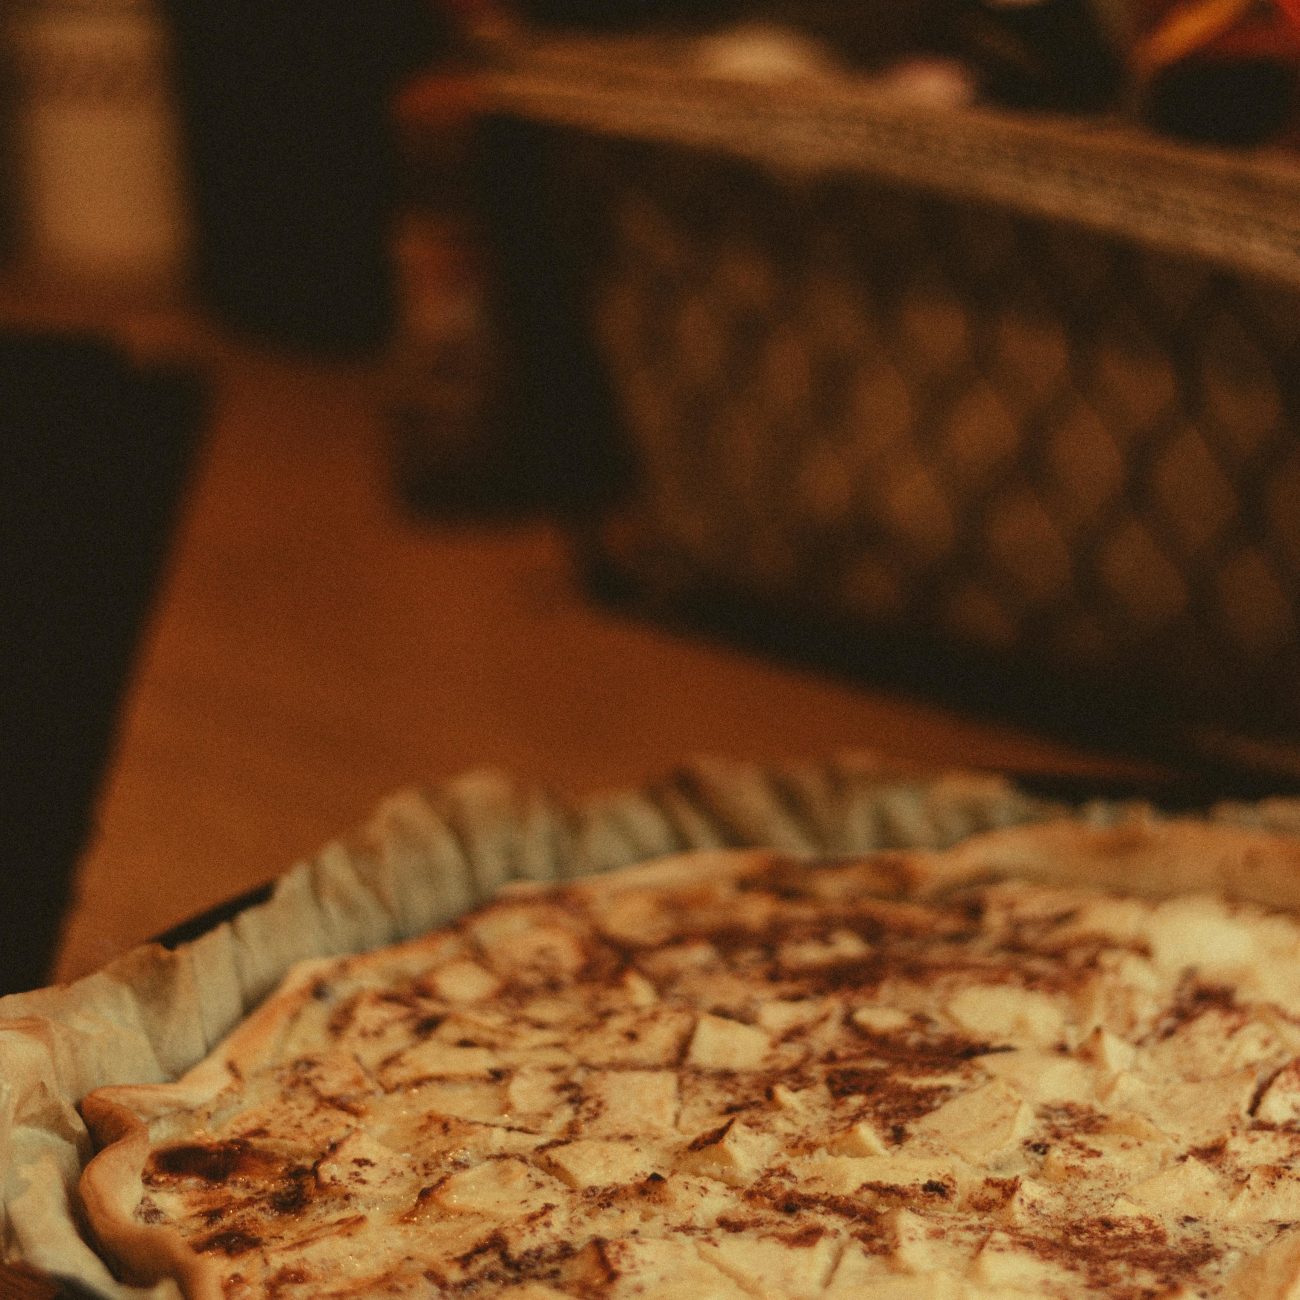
[35,302,1163,985]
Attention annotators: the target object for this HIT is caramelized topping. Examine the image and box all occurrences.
[126,855,1300,1298]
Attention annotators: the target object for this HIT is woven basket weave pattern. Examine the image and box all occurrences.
[566,137,1300,730]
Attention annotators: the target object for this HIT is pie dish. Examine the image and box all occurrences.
[70,816,1300,1299]
[6,758,1300,1299]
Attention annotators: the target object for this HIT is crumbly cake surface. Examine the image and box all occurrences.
[82,843,1300,1299]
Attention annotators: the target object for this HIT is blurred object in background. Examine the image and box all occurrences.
[959,0,1127,110]
[0,334,205,994]
[1135,0,1300,145]
[384,2,527,516]
[867,53,979,107]
[4,0,191,296]
[387,0,635,518]
[0,30,19,268]
[477,42,1300,787]
[160,0,445,356]
[505,0,967,70]
[387,69,512,514]
[719,2,960,69]
[689,15,977,103]
[388,103,629,517]
[507,0,735,31]
[440,0,527,47]
[693,20,847,81]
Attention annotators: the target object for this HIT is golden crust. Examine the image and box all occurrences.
[77,1093,216,1300]
[884,815,1300,913]
[76,958,361,1296]
[74,855,791,1295]
[559,816,1300,912]
[7,759,1300,1297]
[4,759,1042,1293]
[76,816,1300,1298]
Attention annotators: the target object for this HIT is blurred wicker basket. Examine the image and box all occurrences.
[477,36,1300,780]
